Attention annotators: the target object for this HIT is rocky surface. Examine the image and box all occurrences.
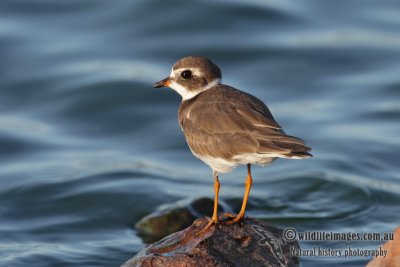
[124,217,299,267]
[367,227,400,267]
[135,197,225,243]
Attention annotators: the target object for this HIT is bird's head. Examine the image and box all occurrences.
[153,56,221,100]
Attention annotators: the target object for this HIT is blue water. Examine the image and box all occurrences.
[1,1,400,266]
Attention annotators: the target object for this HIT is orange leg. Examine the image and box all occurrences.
[222,212,236,218]
[226,164,252,224]
[204,171,220,230]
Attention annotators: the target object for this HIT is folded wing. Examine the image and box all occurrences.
[179,86,312,160]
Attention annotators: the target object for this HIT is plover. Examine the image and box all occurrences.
[154,56,312,228]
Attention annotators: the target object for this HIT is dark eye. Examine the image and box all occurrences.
[180,70,192,79]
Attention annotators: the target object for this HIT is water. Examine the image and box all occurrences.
[1,0,399,266]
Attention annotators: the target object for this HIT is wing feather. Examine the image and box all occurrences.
[179,86,312,160]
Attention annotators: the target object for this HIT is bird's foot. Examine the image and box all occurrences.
[220,212,236,222]
[200,216,219,233]
[224,213,246,225]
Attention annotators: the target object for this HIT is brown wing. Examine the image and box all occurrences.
[178,86,312,160]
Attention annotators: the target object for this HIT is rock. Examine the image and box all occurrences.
[124,217,300,267]
[367,227,400,267]
[135,197,226,243]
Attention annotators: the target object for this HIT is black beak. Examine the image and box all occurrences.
[153,77,170,88]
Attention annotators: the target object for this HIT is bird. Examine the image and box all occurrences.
[153,56,312,229]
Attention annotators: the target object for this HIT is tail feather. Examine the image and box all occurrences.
[257,133,312,159]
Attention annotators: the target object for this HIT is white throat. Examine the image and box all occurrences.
[169,78,220,101]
